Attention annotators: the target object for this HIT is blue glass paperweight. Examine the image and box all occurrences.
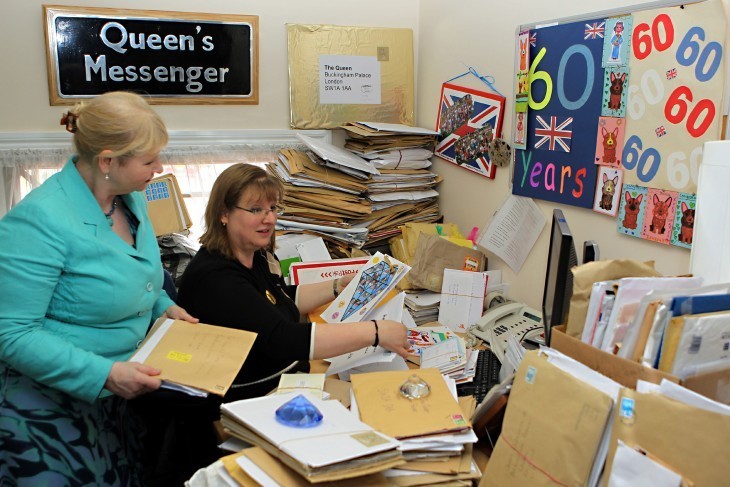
[275,394,323,427]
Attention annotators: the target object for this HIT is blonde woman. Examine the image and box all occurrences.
[0,91,195,484]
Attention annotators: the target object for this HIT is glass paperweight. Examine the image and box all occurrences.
[275,394,323,427]
[399,374,431,400]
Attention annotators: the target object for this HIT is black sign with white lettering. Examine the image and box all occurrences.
[44,7,257,104]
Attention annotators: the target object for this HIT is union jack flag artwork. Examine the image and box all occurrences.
[534,115,574,152]
[656,126,667,137]
[435,82,505,179]
[584,22,605,39]
[529,32,537,47]
[666,68,678,80]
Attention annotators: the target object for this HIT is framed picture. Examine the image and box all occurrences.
[434,82,505,179]
[43,5,258,105]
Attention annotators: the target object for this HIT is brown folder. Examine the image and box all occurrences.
[145,173,192,236]
[132,319,256,396]
[350,368,472,439]
[604,388,730,486]
[482,351,613,487]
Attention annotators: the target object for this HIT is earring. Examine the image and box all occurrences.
[104,172,110,180]
[222,222,227,227]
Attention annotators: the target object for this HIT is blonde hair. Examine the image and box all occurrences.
[70,91,168,163]
[201,163,284,259]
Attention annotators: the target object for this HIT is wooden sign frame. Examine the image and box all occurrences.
[43,5,259,105]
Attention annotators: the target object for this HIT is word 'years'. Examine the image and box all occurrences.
[518,151,587,198]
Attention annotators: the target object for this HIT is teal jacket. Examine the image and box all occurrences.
[0,158,174,403]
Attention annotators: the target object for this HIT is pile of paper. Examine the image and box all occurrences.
[217,447,391,486]
[220,393,404,483]
[270,126,441,249]
[404,290,441,325]
[341,122,438,155]
[350,369,481,485]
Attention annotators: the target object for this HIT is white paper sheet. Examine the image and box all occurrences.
[438,269,488,333]
[477,195,546,273]
[295,237,331,262]
[608,440,682,487]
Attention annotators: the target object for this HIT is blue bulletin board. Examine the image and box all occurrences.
[513,20,605,208]
[512,0,726,214]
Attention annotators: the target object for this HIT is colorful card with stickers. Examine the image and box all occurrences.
[593,166,623,217]
[642,188,678,244]
[618,184,648,237]
[671,193,696,249]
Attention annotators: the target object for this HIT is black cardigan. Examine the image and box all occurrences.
[177,247,311,398]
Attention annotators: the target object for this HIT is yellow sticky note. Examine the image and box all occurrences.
[166,351,192,363]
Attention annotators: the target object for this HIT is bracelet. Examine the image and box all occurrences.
[332,278,340,298]
[372,320,379,347]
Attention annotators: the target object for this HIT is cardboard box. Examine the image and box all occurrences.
[551,325,730,404]
[144,174,192,236]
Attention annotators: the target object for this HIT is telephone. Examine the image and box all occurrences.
[470,302,543,362]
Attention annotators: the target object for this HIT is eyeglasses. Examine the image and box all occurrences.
[234,205,285,217]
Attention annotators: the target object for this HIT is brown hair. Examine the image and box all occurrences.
[200,163,284,259]
[69,91,168,164]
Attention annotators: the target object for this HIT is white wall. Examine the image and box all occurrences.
[0,0,420,132]
[1,0,726,310]
[417,0,728,309]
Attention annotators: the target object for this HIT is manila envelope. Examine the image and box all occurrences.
[482,351,613,487]
[350,368,471,439]
[236,447,391,487]
[604,389,730,486]
[135,319,256,396]
[398,444,474,474]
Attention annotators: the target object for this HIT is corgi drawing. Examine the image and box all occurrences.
[649,194,673,234]
[601,126,619,164]
[608,72,627,111]
[623,192,642,230]
[679,202,695,244]
[600,173,618,211]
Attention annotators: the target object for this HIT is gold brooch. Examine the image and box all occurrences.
[266,289,277,304]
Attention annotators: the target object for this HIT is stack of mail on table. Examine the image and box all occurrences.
[270,145,371,249]
[403,290,441,325]
[341,123,442,247]
[213,446,392,486]
[220,393,404,483]
[350,368,481,485]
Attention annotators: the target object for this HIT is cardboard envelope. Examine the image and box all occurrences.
[144,173,192,237]
[604,388,730,486]
[131,319,256,396]
[350,368,471,439]
[482,351,614,486]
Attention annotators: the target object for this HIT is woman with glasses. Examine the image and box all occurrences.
[155,163,409,480]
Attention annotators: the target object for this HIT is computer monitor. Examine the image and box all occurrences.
[542,209,579,346]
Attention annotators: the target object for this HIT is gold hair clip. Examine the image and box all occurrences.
[60,111,78,133]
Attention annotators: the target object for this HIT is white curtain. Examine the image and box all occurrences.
[0,142,303,228]
[0,147,71,217]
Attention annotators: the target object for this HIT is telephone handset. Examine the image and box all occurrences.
[470,302,543,362]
